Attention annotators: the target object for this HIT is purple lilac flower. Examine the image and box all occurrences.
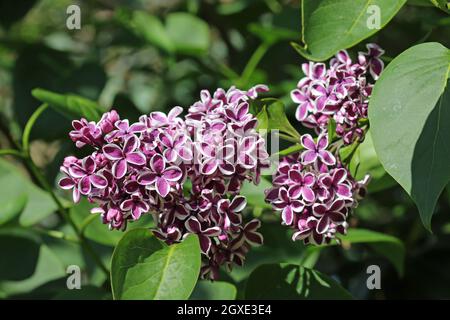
[58,85,269,280]
[265,131,370,245]
[291,43,384,145]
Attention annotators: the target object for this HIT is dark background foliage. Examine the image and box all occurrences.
[0,0,449,299]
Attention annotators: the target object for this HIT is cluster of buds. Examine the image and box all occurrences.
[265,132,370,245]
[291,44,384,144]
[59,85,270,280]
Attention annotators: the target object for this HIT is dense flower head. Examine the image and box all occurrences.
[291,43,384,145]
[59,85,269,280]
[265,131,370,245]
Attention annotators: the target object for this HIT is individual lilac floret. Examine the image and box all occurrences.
[58,85,269,280]
[291,43,384,145]
[265,131,369,245]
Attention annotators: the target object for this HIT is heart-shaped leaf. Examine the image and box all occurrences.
[369,42,450,230]
[293,0,406,61]
[111,228,201,300]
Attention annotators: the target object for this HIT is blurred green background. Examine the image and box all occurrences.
[1,0,450,299]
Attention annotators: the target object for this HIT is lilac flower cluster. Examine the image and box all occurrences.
[265,132,370,245]
[291,44,384,144]
[59,85,270,280]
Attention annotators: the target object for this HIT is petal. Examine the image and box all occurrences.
[288,185,302,199]
[199,235,212,254]
[291,89,308,103]
[126,152,146,166]
[311,63,326,79]
[156,177,170,197]
[302,186,316,203]
[112,159,127,179]
[120,199,134,211]
[123,135,139,154]
[59,177,75,189]
[129,122,146,133]
[103,144,123,160]
[300,134,316,150]
[303,173,315,186]
[230,196,247,212]
[329,199,345,212]
[317,133,329,150]
[90,174,108,188]
[245,231,263,246]
[68,164,86,178]
[163,167,182,181]
[219,162,235,175]
[301,150,317,165]
[332,168,347,183]
[316,216,329,234]
[185,217,201,233]
[83,156,96,174]
[137,171,157,185]
[282,206,294,226]
[201,159,218,175]
[78,176,91,195]
[288,170,302,183]
[318,150,336,166]
[336,184,352,199]
[312,204,327,216]
[150,154,166,174]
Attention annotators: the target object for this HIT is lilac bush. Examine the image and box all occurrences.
[59,85,269,280]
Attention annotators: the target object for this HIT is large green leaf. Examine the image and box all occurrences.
[293,0,407,61]
[245,264,352,299]
[32,88,103,121]
[190,281,237,300]
[110,229,201,300]
[369,42,450,230]
[0,159,57,226]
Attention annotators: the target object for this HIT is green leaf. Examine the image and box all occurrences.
[368,42,450,230]
[190,281,237,300]
[111,229,201,300]
[32,88,103,121]
[256,99,300,139]
[339,229,405,276]
[0,231,40,281]
[130,11,174,53]
[166,13,210,55]
[293,0,407,61]
[0,159,57,226]
[429,0,450,13]
[245,264,352,299]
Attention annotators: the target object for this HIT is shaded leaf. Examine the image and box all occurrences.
[111,229,201,300]
[190,281,237,300]
[293,0,406,61]
[369,42,450,230]
[245,264,352,299]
